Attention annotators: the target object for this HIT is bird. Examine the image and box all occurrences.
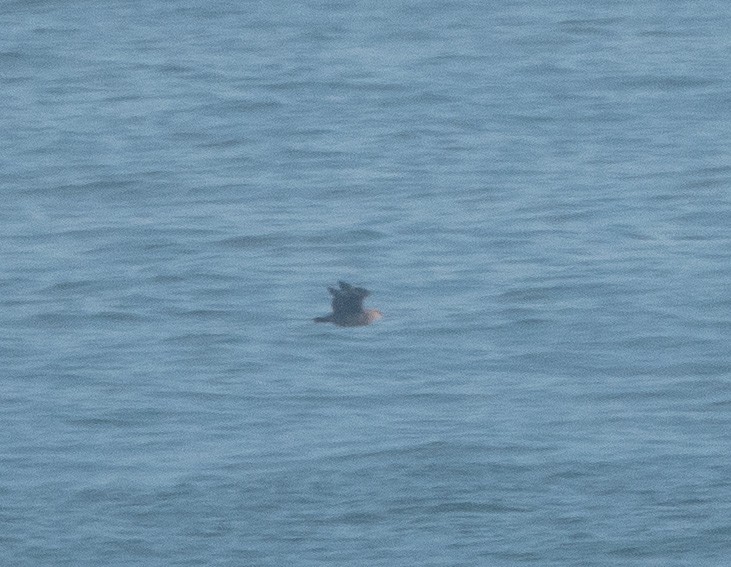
[314,281,383,327]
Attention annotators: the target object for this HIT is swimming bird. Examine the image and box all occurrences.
[314,281,383,327]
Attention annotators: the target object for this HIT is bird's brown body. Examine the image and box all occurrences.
[314,281,382,327]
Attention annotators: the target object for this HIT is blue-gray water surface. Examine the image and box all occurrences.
[2,1,730,565]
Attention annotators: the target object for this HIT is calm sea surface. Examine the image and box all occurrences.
[1,1,730,565]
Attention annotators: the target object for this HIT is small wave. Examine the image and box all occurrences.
[215,234,284,249]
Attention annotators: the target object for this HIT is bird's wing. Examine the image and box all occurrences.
[330,281,368,314]
[339,280,370,298]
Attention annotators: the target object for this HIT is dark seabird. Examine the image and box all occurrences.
[314,281,383,327]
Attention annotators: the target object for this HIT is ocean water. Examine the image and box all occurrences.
[1,0,730,565]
